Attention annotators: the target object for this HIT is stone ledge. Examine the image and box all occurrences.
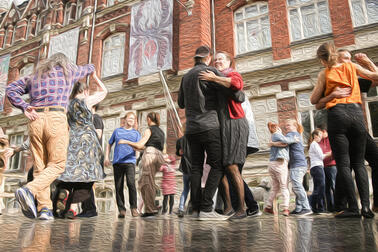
[276,91,296,99]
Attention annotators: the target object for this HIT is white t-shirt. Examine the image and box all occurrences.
[309,141,325,168]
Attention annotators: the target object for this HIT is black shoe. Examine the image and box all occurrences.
[361,207,375,219]
[77,210,98,218]
[247,208,262,217]
[118,210,126,218]
[290,210,300,215]
[177,210,184,218]
[229,212,247,220]
[141,213,155,218]
[335,210,360,218]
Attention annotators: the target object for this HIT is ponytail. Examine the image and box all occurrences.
[317,42,338,68]
[147,112,160,126]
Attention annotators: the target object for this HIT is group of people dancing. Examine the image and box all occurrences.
[3,41,378,221]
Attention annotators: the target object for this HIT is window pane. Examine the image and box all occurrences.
[237,23,246,54]
[352,1,366,26]
[246,20,259,50]
[261,16,272,47]
[319,9,331,33]
[290,9,302,40]
[301,111,311,144]
[288,0,297,6]
[260,5,268,14]
[313,109,327,129]
[301,5,317,38]
[235,11,243,22]
[245,5,258,18]
[368,101,378,137]
[366,0,378,24]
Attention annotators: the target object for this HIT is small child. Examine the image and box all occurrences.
[308,129,331,213]
[160,154,177,214]
[264,122,298,216]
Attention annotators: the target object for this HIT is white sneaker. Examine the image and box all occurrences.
[198,211,229,221]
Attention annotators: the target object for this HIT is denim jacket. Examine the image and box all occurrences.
[269,132,297,161]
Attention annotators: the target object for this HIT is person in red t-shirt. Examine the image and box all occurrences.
[317,125,337,212]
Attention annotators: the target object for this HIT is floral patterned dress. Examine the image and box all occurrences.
[58,98,105,182]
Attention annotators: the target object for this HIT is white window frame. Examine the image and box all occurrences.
[25,18,32,40]
[234,2,272,55]
[11,26,16,44]
[76,1,83,20]
[349,0,378,27]
[3,28,8,47]
[107,0,115,7]
[64,3,71,26]
[35,15,41,35]
[364,88,378,138]
[287,0,332,42]
[101,33,125,78]
[8,134,24,171]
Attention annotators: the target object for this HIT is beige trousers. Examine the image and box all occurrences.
[26,109,69,211]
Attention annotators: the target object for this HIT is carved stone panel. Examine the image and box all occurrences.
[48,27,80,63]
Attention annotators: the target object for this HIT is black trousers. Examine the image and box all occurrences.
[186,129,224,212]
[328,104,369,212]
[113,163,137,212]
[365,134,378,207]
[81,188,97,213]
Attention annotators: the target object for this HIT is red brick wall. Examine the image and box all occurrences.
[214,0,235,56]
[268,0,291,60]
[328,0,355,47]
[178,0,212,70]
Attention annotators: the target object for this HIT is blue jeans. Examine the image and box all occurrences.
[310,166,325,212]
[290,167,311,212]
[179,174,190,211]
[324,165,337,211]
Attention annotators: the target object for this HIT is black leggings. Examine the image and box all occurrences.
[163,194,174,214]
[328,104,369,211]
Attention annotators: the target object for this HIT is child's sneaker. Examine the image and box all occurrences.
[39,208,54,220]
[282,209,290,216]
[263,207,274,214]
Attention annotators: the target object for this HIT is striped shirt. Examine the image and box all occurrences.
[6,64,95,111]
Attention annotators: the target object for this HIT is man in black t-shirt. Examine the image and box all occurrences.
[78,104,104,217]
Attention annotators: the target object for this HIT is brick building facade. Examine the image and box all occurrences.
[0,0,377,213]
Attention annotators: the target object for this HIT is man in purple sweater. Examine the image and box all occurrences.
[6,53,95,220]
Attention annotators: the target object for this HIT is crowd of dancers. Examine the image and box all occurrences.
[1,41,378,221]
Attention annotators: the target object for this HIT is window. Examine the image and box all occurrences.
[349,0,378,27]
[107,0,115,7]
[11,26,16,44]
[8,134,24,170]
[76,1,83,20]
[101,33,125,78]
[365,87,378,138]
[64,3,71,25]
[297,92,327,144]
[35,15,41,35]
[287,0,332,41]
[25,19,32,40]
[19,63,34,77]
[234,2,272,54]
[3,28,8,47]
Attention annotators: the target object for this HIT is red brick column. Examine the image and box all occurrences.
[214,0,235,55]
[15,19,28,42]
[268,0,291,60]
[55,1,64,26]
[277,96,298,125]
[30,14,37,37]
[0,29,5,48]
[328,0,355,47]
[97,0,106,11]
[178,0,212,70]
[5,25,13,47]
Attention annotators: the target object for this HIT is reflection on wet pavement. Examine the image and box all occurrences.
[0,213,377,251]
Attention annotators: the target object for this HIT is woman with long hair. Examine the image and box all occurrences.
[310,42,378,218]
[118,112,166,217]
[54,71,107,218]
[6,53,95,220]
[199,51,249,219]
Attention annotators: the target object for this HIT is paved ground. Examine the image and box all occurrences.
[0,212,377,252]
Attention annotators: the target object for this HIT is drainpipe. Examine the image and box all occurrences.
[87,0,97,85]
[210,0,216,58]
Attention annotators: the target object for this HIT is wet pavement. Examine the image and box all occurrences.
[0,213,377,252]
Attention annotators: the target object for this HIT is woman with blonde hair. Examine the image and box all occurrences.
[6,53,95,220]
[119,112,166,217]
[311,42,378,218]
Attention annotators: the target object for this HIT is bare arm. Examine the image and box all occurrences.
[118,128,151,150]
[354,63,378,82]
[315,86,352,109]
[85,71,108,110]
[104,143,112,167]
[95,129,103,140]
[310,70,326,105]
[355,53,378,72]
[199,70,232,88]
[269,142,288,147]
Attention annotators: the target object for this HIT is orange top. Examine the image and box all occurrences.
[324,62,362,109]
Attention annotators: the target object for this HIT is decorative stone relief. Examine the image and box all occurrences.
[291,42,326,62]
[48,28,79,63]
[103,77,123,93]
[235,53,273,73]
[297,92,312,108]
[132,97,166,111]
[259,84,281,96]
[276,91,295,99]
[251,98,277,115]
[288,79,314,91]
[355,30,378,50]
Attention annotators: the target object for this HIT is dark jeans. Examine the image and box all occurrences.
[113,163,137,212]
[310,166,325,212]
[162,194,174,214]
[324,165,337,212]
[328,104,369,212]
[81,188,97,213]
[366,134,378,207]
[186,129,224,212]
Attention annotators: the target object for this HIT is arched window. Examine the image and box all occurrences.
[101,33,125,78]
[349,0,378,27]
[76,0,83,20]
[287,0,332,41]
[64,3,71,25]
[234,2,272,54]
[19,63,34,77]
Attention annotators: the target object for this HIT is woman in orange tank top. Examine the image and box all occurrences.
[310,42,378,218]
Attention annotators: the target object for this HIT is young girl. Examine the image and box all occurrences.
[311,42,378,218]
[308,129,331,213]
[265,122,298,216]
[160,155,177,215]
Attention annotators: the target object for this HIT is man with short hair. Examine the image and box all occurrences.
[178,46,229,220]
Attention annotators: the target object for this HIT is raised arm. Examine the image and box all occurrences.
[310,70,326,105]
[85,70,108,110]
[354,63,378,82]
